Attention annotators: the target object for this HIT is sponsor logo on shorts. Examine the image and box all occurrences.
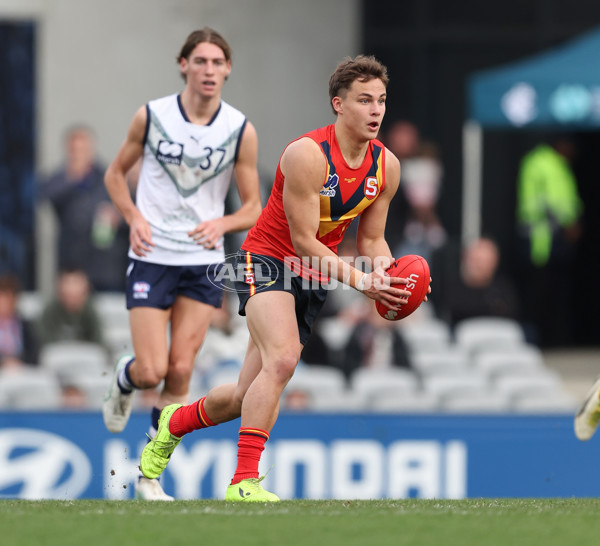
[132,281,151,299]
[156,140,184,166]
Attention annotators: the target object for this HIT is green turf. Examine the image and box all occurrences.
[2,498,600,546]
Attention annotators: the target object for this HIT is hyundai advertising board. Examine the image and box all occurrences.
[0,412,598,499]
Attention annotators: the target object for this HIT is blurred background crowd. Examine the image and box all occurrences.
[1,0,600,411]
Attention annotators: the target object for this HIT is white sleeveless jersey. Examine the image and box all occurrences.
[131,94,246,265]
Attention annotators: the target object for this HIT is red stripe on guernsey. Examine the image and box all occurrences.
[231,427,269,484]
[168,397,215,437]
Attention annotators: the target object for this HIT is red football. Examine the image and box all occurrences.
[375,254,430,321]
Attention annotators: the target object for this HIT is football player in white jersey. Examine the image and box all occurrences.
[102,28,261,500]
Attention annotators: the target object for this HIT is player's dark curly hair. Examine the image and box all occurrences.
[328,55,389,114]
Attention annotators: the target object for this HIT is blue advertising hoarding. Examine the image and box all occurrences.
[0,411,597,499]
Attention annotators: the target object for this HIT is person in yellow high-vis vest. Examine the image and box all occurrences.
[516,137,583,347]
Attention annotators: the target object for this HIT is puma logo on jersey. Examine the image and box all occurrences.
[157,140,184,165]
[345,177,356,183]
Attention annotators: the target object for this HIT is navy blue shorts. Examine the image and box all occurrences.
[234,251,327,345]
[125,259,223,310]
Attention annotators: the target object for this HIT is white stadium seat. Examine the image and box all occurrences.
[0,368,62,409]
[369,391,440,413]
[350,368,420,401]
[472,345,545,378]
[454,317,525,353]
[398,318,452,352]
[39,341,110,381]
[411,347,471,376]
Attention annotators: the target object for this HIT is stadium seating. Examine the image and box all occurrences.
[472,345,545,378]
[410,346,470,376]
[309,390,369,412]
[203,367,242,391]
[350,368,420,403]
[69,375,112,409]
[493,369,567,401]
[511,393,577,413]
[39,341,110,382]
[286,365,347,397]
[454,317,525,354]
[369,391,440,413]
[440,390,512,414]
[0,368,62,409]
[95,291,129,331]
[398,318,452,353]
[423,371,488,399]
[103,324,135,360]
[2,293,582,416]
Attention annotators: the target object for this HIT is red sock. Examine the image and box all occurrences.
[231,427,269,484]
[168,397,215,437]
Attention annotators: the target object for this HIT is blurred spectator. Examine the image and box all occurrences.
[337,300,412,381]
[515,137,584,346]
[0,273,40,369]
[37,268,106,349]
[437,237,520,328]
[60,384,87,409]
[281,388,311,411]
[40,125,129,291]
[382,120,446,262]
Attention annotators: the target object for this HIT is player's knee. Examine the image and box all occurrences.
[271,350,301,384]
[167,357,194,385]
[132,356,168,388]
[135,370,163,389]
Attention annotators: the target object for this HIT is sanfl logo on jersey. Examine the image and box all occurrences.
[364,176,379,200]
[320,173,339,197]
[156,140,184,166]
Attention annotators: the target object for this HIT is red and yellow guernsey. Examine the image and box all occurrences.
[242,124,386,278]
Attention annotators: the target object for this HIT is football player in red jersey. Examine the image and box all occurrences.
[140,55,426,501]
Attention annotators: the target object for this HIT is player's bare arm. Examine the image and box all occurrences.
[356,148,400,265]
[104,106,154,257]
[282,138,404,309]
[356,150,410,307]
[188,121,262,248]
[281,137,328,255]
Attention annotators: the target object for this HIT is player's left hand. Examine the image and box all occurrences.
[361,266,411,309]
[188,218,225,249]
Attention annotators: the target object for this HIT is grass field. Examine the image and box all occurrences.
[3,498,600,546]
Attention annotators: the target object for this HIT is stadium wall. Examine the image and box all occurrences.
[0,0,359,175]
[1,411,597,500]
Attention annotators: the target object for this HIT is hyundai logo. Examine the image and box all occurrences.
[0,429,92,499]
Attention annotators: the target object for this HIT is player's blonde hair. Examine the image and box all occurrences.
[328,55,389,114]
